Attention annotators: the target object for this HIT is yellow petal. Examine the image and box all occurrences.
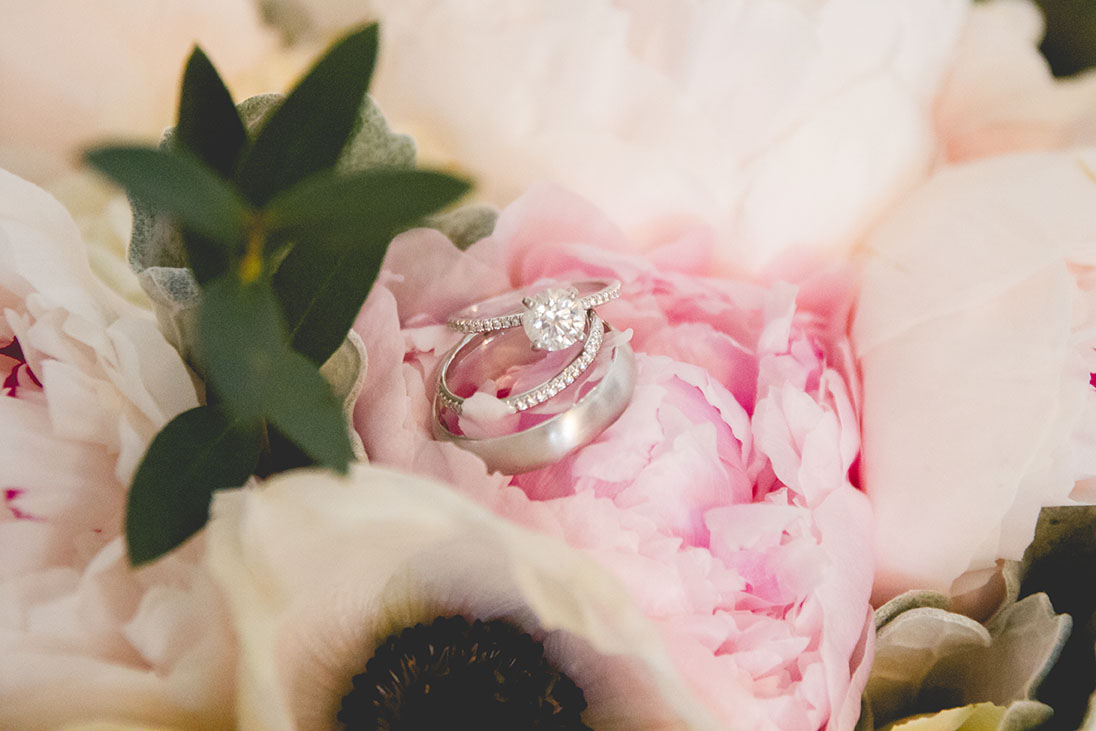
[881,703,1006,731]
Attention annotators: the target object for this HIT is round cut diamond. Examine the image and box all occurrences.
[522,288,586,351]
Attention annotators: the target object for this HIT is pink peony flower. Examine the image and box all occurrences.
[352,185,874,730]
[0,169,236,728]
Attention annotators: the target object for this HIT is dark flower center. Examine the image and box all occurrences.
[338,616,591,731]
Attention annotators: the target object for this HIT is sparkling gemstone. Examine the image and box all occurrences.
[521,288,586,351]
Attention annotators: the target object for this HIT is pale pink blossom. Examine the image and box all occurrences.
[352,185,874,730]
[0,169,235,728]
[852,150,1096,606]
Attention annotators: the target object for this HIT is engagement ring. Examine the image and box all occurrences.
[447,279,621,351]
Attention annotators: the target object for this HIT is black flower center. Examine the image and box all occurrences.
[338,616,591,731]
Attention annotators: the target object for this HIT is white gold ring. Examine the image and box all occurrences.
[447,279,621,352]
[433,331,636,474]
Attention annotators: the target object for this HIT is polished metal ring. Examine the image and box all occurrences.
[433,331,636,474]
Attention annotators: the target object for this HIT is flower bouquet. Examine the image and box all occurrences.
[3,1,1096,729]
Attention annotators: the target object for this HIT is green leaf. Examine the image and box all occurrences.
[265,350,354,472]
[126,404,262,565]
[235,24,379,206]
[86,146,252,246]
[195,276,353,473]
[266,168,470,245]
[196,276,285,419]
[270,169,470,364]
[176,46,248,178]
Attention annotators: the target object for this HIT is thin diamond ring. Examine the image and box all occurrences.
[447,279,620,352]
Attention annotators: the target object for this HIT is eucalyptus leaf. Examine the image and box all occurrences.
[86,146,252,246]
[126,404,262,565]
[265,349,354,472]
[235,24,378,205]
[176,46,248,177]
[269,169,469,364]
[195,276,285,419]
[195,276,353,472]
[128,91,414,364]
[266,168,470,245]
[270,242,374,366]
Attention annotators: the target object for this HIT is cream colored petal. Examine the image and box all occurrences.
[881,703,1007,731]
[307,0,971,271]
[853,151,1096,601]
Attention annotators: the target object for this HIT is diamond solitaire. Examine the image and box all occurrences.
[521,288,586,351]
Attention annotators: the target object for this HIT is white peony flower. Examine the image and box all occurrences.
[852,149,1096,606]
[0,168,235,728]
[256,0,1096,276]
[206,463,723,731]
[350,0,968,273]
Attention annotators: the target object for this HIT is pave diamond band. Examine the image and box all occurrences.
[447,312,524,334]
[437,311,604,414]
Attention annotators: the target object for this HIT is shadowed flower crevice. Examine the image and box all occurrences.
[338,616,591,731]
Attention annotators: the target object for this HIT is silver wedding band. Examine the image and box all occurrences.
[433,332,636,474]
[434,280,634,473]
